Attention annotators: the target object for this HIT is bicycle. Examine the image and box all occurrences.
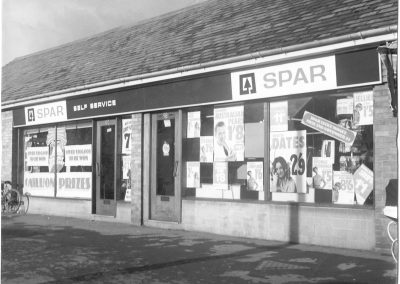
[1,181,30,215]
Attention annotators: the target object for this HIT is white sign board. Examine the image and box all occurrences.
[56,172,92,199]
[25,101,67,125]
[64,145,92,166]
[24,172,55,197]
[26,147,49,167]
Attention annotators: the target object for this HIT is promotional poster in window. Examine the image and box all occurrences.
[270,130,307,193]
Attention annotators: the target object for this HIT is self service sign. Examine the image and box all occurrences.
[231,49,380,100]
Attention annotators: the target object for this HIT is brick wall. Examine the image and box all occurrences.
[130,113,143,225]
[1,111,13,182]
[373,85,398,250]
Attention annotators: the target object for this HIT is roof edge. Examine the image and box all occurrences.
[2,25,397,109]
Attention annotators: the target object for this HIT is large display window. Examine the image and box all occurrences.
[23,122,93,199]
[182,90,374,206]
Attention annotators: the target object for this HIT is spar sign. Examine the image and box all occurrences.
[301,111,357,145]
[25,101,67,126]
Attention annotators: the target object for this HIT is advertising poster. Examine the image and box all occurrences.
[336,98,354,115]
[64,144,92,167]
[26,147,49,166]
[270,101,288,132]
[321,140,335,164]
[122,156,131,179]
[333,171,355,205]
[23,172,55,197]
[187,111,201,138]
[122,119,132,154]
[56,172,92,199]
[186,162,200,188]
[213,162,228,190]
[247,161,263,191]
[353,164,374,205]
[214,106,244,161]
[200,136,214,162]
[312,157,333,189]
[270,130,307,193]
[353,91,373,126]
[301,111,357,145]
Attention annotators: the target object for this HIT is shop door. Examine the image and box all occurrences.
[95,119,117,216]
[150,112,181,222]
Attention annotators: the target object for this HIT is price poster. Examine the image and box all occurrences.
[122,156,131,179]
[353,91,373,126]
[122,119,132,154]
[333,171,354,205]
[270,130,307,193]
[247,161,263,191]
[186,162,200,188]
[200,136,214,162]
[213,162,228,190]
[312,157,333,189]
[353,164,374,205]
[336,98,354,115]
[270,101,288,132]
[187,111,201,138]
[214,106,244,161]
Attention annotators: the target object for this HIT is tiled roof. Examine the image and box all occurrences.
[2,0,397,103]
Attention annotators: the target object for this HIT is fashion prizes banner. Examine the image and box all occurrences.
[270,130,307,193]
[214,106,244,161]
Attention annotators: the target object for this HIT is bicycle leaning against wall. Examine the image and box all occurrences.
[1,181,30,215]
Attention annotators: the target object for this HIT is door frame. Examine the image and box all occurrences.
[149,110,182,223]
[95,119,118,216]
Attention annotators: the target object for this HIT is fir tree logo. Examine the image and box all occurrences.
[239,73,256,95]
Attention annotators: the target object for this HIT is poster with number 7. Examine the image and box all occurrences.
[122,119,132,155]
[270,130,307,193]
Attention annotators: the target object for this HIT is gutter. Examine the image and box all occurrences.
[2,25,397,110]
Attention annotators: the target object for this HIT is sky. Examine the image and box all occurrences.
[2,0,205,66]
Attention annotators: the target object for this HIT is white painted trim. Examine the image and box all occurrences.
[4,33,396,110]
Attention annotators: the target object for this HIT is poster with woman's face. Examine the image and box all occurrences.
[270,130,307,193]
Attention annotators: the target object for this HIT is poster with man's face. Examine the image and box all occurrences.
[214,106,244,162]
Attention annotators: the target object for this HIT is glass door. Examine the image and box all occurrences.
[150,112,181,222]
[96,119,117,216]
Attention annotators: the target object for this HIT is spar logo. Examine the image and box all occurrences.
[239,73,256,95]
[27,108,35,122]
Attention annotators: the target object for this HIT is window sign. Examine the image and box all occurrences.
[301,111,357,145]
[353,164,373,205]
[24,172,55,197]
[270,101,288,132]
[187,162,200,188]
[122,119,132,154]
[214,106,244,161]
[333,171,355,205]
[336,98,354,115]
[56,172,92,199]
[64,145,92,167]
[247,161,263,191]
[312,157,333,189]
[200,136,214,162]
[213,162,228,190]
[26,147,49,166]
[270,130,307,193]
[353,91,373,126]
[187,111,201,138]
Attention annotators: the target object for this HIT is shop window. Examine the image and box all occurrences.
[23,127,55,197]
[269,91,374,206]
[23,122,93,199]
[183,102,265,201]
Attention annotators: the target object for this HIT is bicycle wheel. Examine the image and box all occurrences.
[4,189,21,213]
[20,193,30,215]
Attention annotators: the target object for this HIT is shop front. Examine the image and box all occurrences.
[10,46,395,250]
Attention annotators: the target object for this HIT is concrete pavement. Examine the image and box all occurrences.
[1,214,398,283]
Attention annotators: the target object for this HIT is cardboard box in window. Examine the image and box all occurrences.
[315,188,332,203]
